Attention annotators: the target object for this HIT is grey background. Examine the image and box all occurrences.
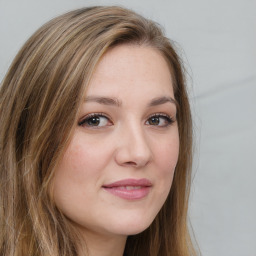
[1,0,256,255]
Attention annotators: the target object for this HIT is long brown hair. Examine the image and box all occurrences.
[0,6,195,256]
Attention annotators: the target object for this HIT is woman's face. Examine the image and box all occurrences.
[53,44,179,240]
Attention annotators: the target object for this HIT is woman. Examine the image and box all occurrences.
[0,6,196,256]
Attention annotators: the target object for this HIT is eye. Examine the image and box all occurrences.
[78,113,112,127]
[146,114,174,127]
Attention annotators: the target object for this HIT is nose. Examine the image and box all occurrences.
[114,124,152,168]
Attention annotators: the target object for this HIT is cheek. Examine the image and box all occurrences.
[57,133,111,181]
[152,132,179,189]
[154,131,179,169]
[52,134,107,203]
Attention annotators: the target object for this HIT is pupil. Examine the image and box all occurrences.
[149,117,159,125]
[89,116,100,126]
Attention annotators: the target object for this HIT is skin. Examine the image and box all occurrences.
[53,44,179,256]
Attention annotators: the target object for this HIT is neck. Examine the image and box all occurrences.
[77,229,127,256]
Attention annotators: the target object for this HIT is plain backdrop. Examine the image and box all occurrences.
[1,0,256,255]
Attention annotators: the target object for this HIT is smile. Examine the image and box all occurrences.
[102,179,152,200]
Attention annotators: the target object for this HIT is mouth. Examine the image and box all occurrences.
[102,178,152,200]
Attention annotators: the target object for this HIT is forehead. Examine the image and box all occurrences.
[86,44,174,98]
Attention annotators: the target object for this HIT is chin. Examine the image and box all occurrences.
[108,212,156,236]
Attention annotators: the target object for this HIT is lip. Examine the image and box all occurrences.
[102,178,152,200]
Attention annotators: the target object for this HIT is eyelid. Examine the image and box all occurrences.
[148,112,171,118]
[148,112,175,121]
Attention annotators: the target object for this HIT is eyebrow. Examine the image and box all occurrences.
[84,96,122,107]
[148,96,177,107]
[84,95,177,107]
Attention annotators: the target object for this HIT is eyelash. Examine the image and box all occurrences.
[146,113,174,127]
[78,113,112,127]
[78,112,175,128]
